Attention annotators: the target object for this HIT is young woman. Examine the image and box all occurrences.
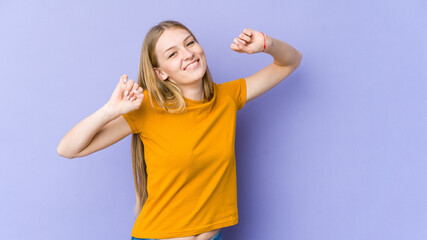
[57,20,302,240]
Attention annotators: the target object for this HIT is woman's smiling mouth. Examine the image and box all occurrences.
[184,59,200,70]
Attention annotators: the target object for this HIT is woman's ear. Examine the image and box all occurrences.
[154,67,168,81]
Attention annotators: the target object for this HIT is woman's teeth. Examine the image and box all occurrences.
[185,60,199,70]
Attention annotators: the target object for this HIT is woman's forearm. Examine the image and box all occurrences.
[56,103,118,158]
[264,35,302,67]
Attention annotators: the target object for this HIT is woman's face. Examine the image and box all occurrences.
[154,28,207,87]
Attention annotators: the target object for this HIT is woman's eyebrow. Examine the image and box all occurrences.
[163,35,193,55]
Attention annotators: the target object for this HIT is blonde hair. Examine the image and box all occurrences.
[130,20,215,218]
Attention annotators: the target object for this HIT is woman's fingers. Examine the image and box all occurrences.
[127,83,144,102]
[239,32,251,43]
[130,89,139,101]
[121,74,128,84]
[131,87,144,102]
[230,28,253,53]
[123,79,135,99]
[234,38,246,45]
[128,83,139,101]
[115,74,127,91]
[243,28,252,36]
[112,74,128,101]
[237,28,252,44]
[230,42,244,53]
[233,38,247,52]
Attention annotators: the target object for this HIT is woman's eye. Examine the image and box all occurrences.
[168,41,195,58]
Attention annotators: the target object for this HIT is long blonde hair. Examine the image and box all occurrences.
[130,20,215,218]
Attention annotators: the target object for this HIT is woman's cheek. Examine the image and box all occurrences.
[173,60,181,71]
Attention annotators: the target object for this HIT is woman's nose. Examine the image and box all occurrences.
[182,48,194,60]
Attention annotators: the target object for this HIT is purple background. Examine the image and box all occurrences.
[1,0,426,239]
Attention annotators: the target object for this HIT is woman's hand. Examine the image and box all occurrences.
[230,28,267,54]
[106,74,144,116]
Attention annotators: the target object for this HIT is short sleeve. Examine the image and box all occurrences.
[219,78,247,111]
[121,90,149,134]
[122,110,139,134]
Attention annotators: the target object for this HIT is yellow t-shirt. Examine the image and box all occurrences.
[122,77,247,238]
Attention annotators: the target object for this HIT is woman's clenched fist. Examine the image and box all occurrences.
[107,74,144,116]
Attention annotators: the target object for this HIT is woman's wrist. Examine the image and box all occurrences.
[262,35,301,66]
[263,35,274,54]
[102,102,120,121]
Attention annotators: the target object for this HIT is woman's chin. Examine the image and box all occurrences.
[188,68,206,81]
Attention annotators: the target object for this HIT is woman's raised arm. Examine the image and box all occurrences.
[230,28,302,103]
[57,75,144,159]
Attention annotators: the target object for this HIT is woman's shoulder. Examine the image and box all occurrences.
[216,78,247,110]
[216,78,246,95]
[217,78,245,89]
